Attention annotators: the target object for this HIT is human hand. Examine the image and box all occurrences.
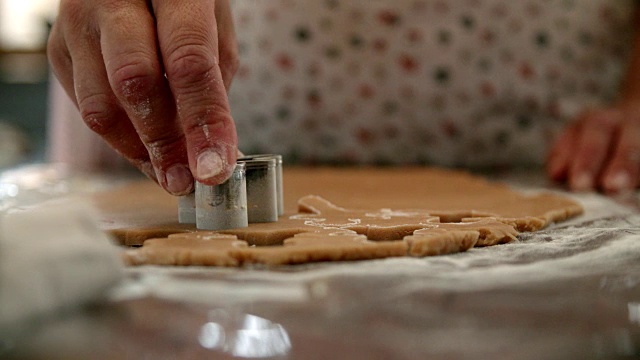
[48,0,239,195]
[546,105,640,193]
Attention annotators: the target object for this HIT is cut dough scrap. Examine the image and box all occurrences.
[218,217,313,246]
[281,168,584,231]
[123,226,482,266]
[424,219,519,246]
[488,193,585,231]
[479,192,583,231]
[112,224,194,246]
[123,229,409,267]
[405,229,479,257]
[295,195,440,241]
[403,218,517,256]
[123,234,247,267]
[236,229,409,266]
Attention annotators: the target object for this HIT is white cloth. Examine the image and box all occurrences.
[0,199,123,343]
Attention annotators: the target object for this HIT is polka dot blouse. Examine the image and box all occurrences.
[229,0,637,167]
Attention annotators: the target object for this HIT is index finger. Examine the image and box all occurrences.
[98,0,193,195]
[153,0,238,185]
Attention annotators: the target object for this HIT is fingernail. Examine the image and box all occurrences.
[196,150,225,180]
[606,172,632,192]
[571,172,593,191]
[165,164,194,195]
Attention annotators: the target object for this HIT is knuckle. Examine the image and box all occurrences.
[144,133,184,161]
[169,59,216,101]
[57,0,98,33]
[165,38,216,88]
[183,104,232,134]
[109,56,158,100]
[98,0,128,14]
[77,93,120,136]
[46,30,68,70]
[168,51,216,87]
[58,0,83,19]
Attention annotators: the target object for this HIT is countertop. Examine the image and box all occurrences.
[1,165,639,359]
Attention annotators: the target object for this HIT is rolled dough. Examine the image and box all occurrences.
[97,168,582,266]
[123,195,520,266]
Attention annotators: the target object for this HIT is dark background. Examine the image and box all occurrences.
[0,52,49,164]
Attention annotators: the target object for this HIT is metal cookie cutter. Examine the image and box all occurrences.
[239,154,284,216]
[237,155,279,223]
[178,192,196,224]
[195,162,248,230]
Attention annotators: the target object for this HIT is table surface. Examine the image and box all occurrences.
[3,165,640,359]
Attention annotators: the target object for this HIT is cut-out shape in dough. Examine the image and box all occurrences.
[236,229,410,266]
[417,219,519,247]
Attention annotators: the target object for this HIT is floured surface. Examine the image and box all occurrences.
[109,201,640,360]
[104,168,578,266]
[5,166,640,359]
[117,196,640,295]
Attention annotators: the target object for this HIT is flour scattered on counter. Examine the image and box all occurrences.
[109,193,640,304]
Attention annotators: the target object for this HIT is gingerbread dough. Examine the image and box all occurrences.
[96,168,582,266]
[123,195,521,266]
[123,233,247,267]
